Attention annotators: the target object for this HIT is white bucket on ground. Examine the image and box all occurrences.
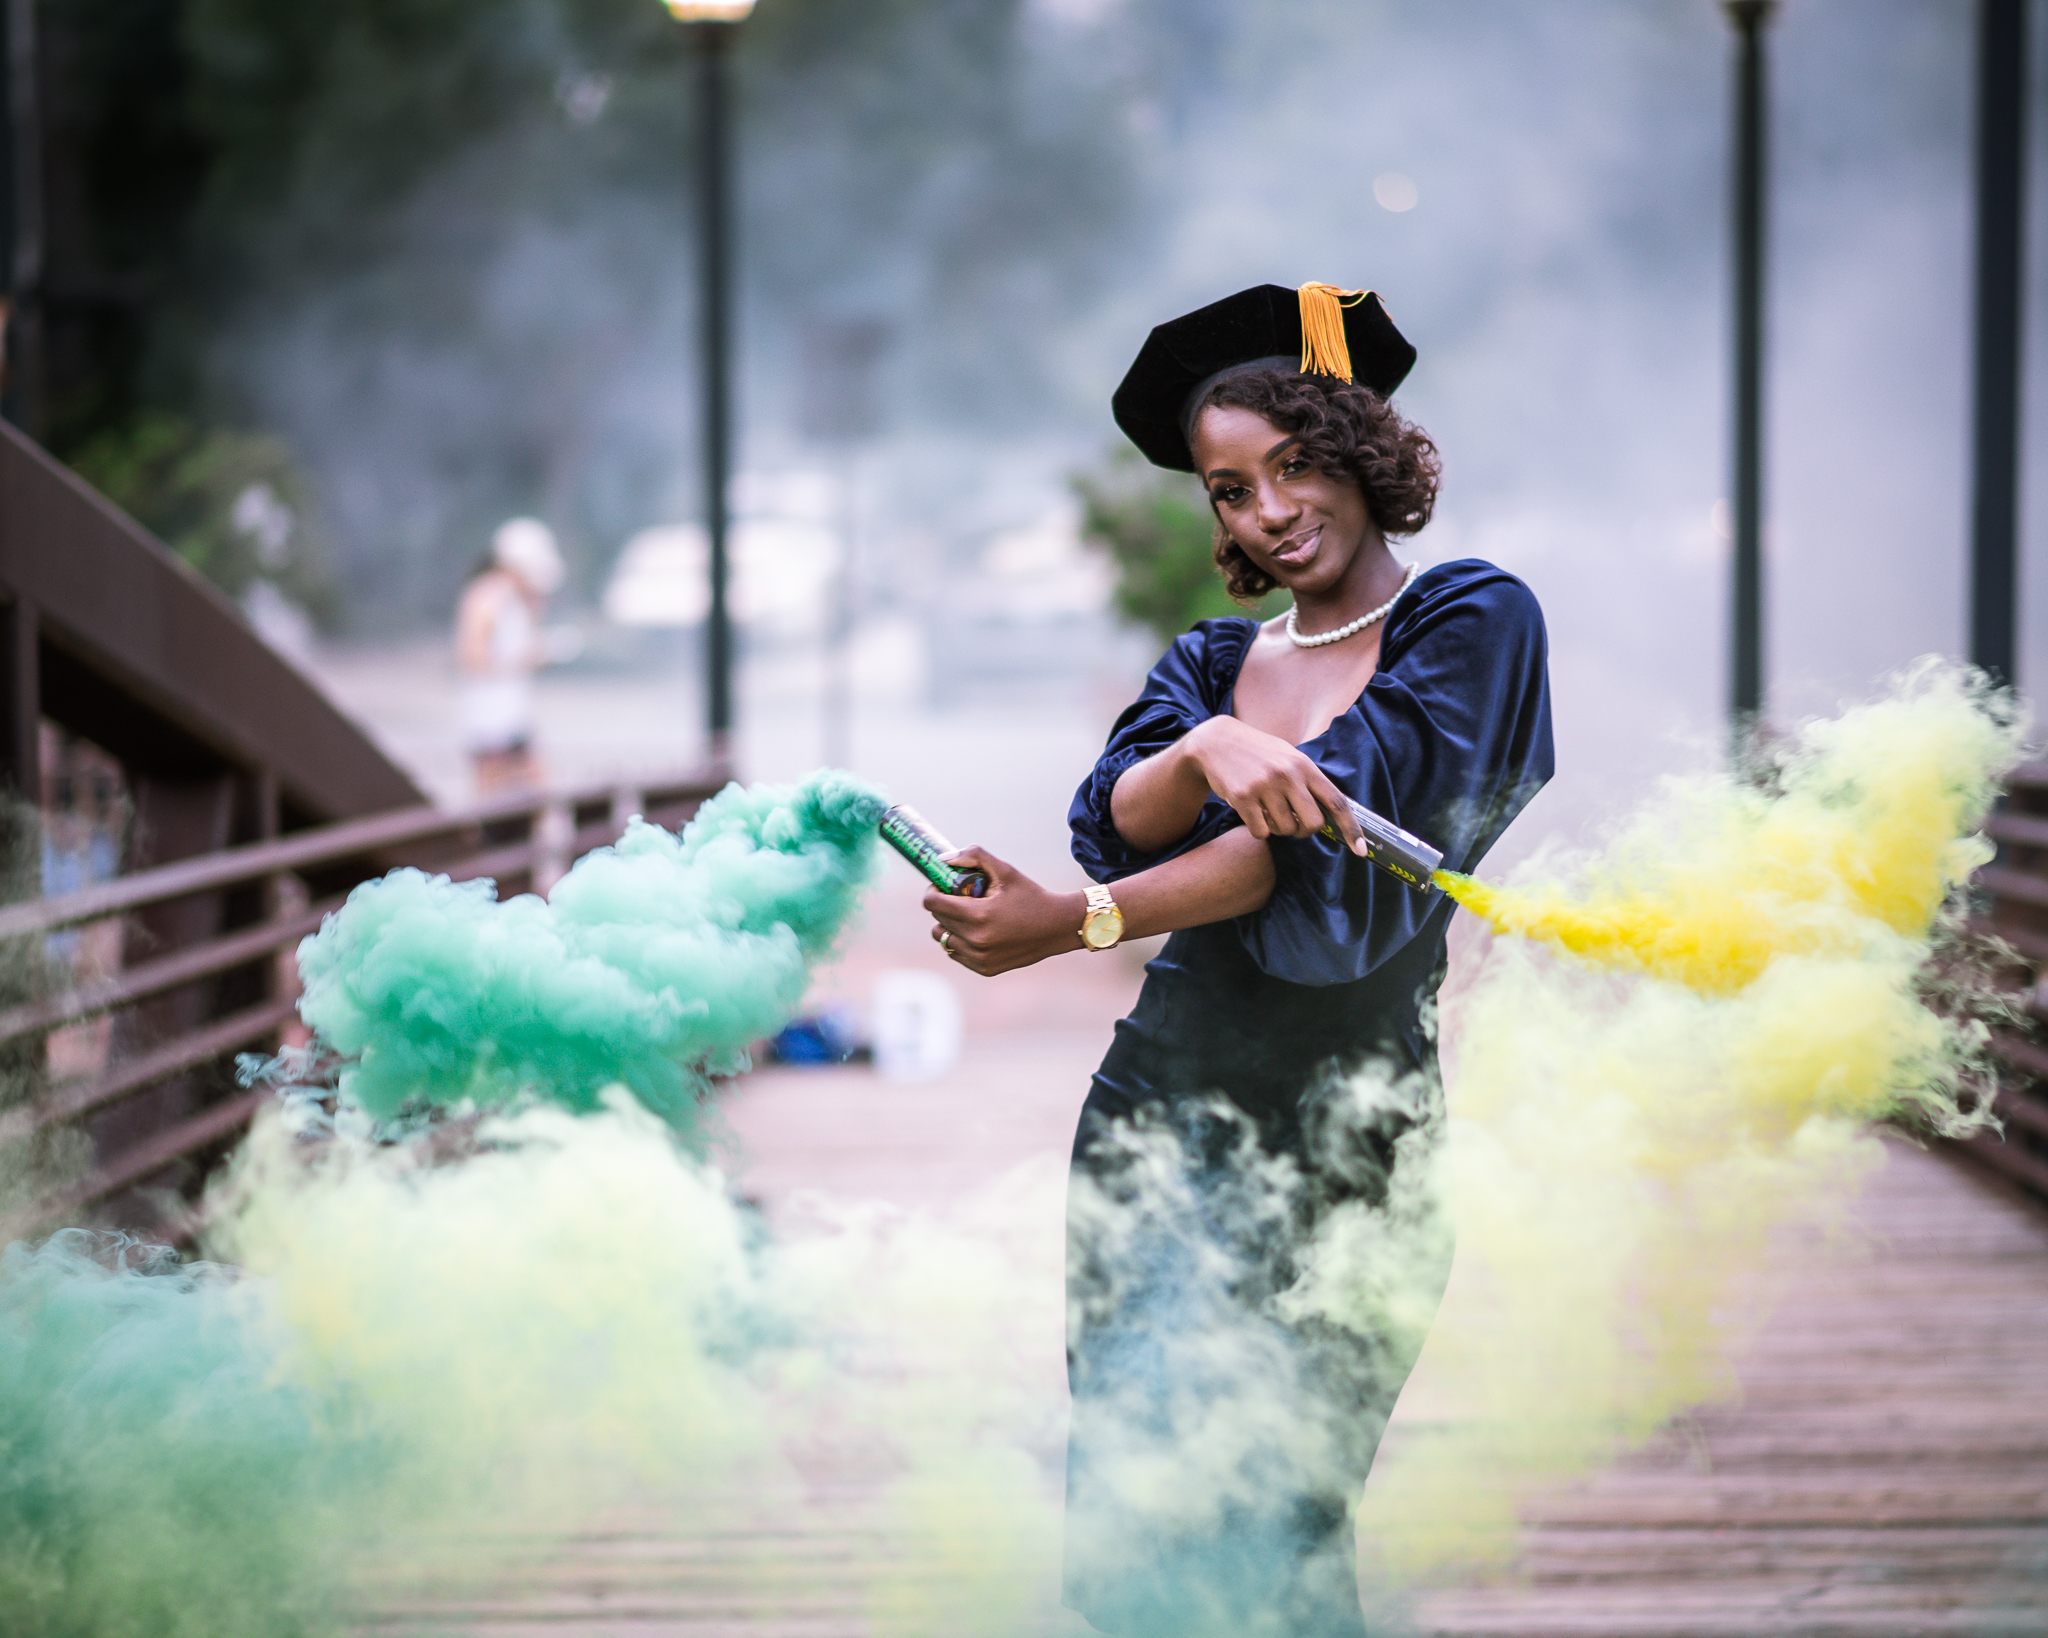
[871,969,964,1082]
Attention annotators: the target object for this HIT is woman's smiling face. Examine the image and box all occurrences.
[1191,403,1377,598]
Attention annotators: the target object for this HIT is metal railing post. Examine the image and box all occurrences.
[1969,0,2030,687]
[1722,0,1778,730]
[696,21,738,765]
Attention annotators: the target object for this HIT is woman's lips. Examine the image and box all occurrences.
[1272,525,1322,566]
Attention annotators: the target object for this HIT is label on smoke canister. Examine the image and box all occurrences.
[1316,796,1442,890]
[879,805,989,897]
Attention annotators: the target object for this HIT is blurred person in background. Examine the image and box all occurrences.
[925,285,1554,1636]
[456,517,567,793]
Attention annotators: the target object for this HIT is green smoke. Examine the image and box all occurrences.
[0,771,890,1637]
[0,1232,368,1638]
[294,769,885,1128]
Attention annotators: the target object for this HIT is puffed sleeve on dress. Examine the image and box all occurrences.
[1069,560,1554,988]
[1243,561,1552,984]
[1067,617,1256,883]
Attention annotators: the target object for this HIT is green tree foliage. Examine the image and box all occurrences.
[34,0,1162,628]
[70,415,337,624]
[1075,449,1286,647]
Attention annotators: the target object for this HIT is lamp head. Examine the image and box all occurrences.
[664,0,756,18]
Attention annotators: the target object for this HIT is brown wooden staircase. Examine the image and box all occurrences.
[0,419,721,1240]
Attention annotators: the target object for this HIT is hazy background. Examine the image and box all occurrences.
[35,0,2048,841]
[17,12,2044,1624]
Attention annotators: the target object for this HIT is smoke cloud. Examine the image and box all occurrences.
[2,769,1067,1635]
[1350,661,2019,1570]
[290,768,884,1127]
[0,667,2026,1632]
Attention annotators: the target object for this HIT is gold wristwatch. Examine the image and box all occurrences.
[1080,883,1125,951]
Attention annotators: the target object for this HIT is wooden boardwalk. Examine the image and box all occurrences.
[1408,1139,2048,1637]
[359,1136,2048,1637]
[359,894,2048,1636]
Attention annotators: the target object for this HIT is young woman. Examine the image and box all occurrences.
[454,518,566,793]
[925,284,1554,1635]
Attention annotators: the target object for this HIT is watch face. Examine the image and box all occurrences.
[1082,906,1123,950]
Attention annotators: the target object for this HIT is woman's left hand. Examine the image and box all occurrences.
[923,847,1087,977]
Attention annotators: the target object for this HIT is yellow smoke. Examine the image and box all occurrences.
[1433,661,2011,1003]
[203,1096,1067,1628]
[1345,661,2022,1575]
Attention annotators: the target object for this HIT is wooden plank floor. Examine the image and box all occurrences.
[352,893,2048,1635]
[358,1141,2048,1637]
[1408,1140,2048,1637]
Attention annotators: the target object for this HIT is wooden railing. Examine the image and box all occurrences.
[0,418,425,822]
[0,771,726,1241]
[1960,758,2048,1204]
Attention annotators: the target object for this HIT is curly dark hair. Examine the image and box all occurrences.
[1195,368,1441,603]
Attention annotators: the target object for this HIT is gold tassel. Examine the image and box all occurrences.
[1297,283,1374,382]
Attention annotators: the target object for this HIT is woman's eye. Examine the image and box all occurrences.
[1279,455,1311,478]
[1211,484,1249,506]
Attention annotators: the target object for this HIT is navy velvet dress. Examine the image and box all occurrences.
[1062,559,1553,1636]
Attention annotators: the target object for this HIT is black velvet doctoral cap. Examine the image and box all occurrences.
[1111,283,1416,472]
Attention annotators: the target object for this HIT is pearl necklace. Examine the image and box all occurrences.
[1284,561,1423,649]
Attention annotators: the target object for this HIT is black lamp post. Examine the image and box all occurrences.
[1969,0,2029,689]
[664,0,755,766]
[1721,0,1777,729]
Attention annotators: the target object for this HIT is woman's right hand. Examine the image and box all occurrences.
[1181,717,1369,852]
[923,848,1086,976]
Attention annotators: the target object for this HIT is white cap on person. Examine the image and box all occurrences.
[493,517,566,597]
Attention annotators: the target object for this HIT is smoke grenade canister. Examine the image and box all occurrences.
[879,805,990,897]
[1316,796,1443,889]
